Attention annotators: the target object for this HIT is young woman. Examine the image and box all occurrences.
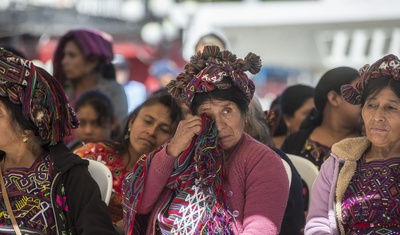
[68,89,119,151]
[74,91,183,232]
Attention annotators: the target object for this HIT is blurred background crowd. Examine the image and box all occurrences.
[1,0,399,109]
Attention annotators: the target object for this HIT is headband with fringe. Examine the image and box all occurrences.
[167,45,261,107]
[341,54,400,105]
[0,48,79,145]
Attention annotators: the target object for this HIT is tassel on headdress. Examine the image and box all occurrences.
[0,48,79,145]
[167,45,261,107]
[341,54,400,105]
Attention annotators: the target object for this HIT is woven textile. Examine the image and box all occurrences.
[74,141,129,222]
[341,54,400,105]
[342,157,400,234]
[167,45,261,107]
[0,48,79,145]
[123,115,232,235]
[0,153,56,234]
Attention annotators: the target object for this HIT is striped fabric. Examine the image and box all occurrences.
[167,45,261,107]
[0,48,79,145]
[341,54,400,105]
[123,115,232,235]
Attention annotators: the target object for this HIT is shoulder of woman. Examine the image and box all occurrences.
[98,77,123,89]
[234,134,280,163]
[331,136,369,161]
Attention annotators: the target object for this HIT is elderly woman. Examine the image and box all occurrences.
[305,54,400,234]
[0,48,116,234]
[123,46,289,234]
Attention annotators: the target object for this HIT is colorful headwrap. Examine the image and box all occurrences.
[0,48,79,145]
[53,28,114,85]
[167,45,261,107]
[341,54,400,105]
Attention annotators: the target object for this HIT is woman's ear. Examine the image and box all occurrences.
[282,113,291,129]
[127,115,136,130]
[327,90,340,107]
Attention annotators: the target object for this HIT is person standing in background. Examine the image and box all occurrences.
[113,54,147,113]
[52,28,128,130]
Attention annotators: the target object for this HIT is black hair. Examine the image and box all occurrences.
[360,76,400,107]
[1,45,27,59]
[74,89,118,138]
[301,67,359,130]
[280,84,314,117]
[190,78,249,116]
[270,95,287,137]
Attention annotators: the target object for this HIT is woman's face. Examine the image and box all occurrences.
[74,104,113,143]
[284,98,314,134]
[0,101,23,151]
[61,40,95,81]
[362,87,400,148]
[128,103,174,157]
[197,99,245,151]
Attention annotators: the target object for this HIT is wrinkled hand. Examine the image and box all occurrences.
[167,115,202,157]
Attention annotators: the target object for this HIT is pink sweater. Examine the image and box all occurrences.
[138,133,289,234]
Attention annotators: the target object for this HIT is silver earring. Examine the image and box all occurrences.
[124,129,130,140]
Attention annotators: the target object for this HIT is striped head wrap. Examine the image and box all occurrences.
[167,45,261,107]
[341,54,400,105]
[0,48,79,145]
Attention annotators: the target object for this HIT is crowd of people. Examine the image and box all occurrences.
[0,26,399,235]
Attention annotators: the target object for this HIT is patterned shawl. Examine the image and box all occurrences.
[167,45,261,107]
[123,115,232,235]
[0,48,79,145]
[341,54,400,104]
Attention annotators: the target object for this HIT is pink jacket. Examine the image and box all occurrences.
[138,133,289,234]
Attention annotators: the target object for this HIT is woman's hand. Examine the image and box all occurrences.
[167,115,202,157]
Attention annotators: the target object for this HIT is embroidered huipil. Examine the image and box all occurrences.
[342,157,400,234]
[0,153,56,234]
[301,138,330,170]
[75,141,129,222]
